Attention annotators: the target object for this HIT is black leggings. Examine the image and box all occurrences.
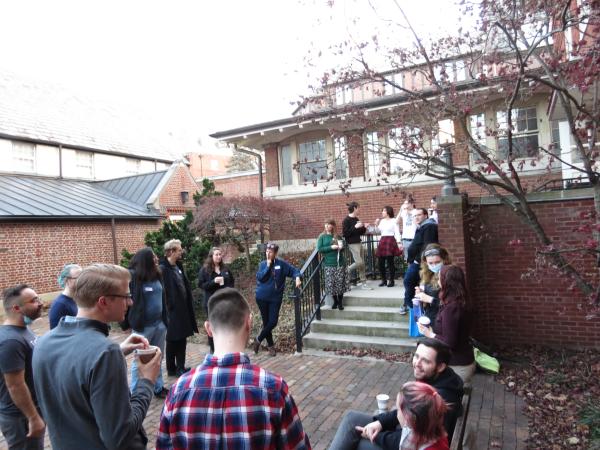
[166,338,187,372]
[378,256,396,281]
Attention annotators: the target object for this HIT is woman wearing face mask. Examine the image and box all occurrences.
[418,265,475,383]
[413,244,452,325]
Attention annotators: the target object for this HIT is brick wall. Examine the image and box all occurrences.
[158,164,200,210]
[468,198,600,348]
[212,173,266,197]
[0,220,160,295]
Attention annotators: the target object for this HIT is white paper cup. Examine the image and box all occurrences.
[337,240,344,248]
[418,316,431,327]
[135,345,158,364]
[376,393,390,411]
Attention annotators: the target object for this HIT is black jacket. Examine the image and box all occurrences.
[119,269,168,332]
[372,367,464,449]
[159,258,199,341]
[407,218,439,264]
[198,266,235,314]
[342,215,366,244]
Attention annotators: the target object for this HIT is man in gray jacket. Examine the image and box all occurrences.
[33,264,161,449]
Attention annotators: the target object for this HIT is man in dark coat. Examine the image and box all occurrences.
[160,239,198,377]
[401,208,438,315]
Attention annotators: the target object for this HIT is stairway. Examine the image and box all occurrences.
[302,282,416,354]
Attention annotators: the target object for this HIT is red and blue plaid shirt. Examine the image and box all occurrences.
[156,352,311,450]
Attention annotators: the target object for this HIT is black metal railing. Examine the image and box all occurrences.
[291,234,407,352]
[534,177,592,192]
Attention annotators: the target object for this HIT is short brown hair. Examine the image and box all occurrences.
[207,288,250,333]
[75,264,130,308]
[2,284,29,313]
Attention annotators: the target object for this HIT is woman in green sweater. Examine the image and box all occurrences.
[317,219,347,310]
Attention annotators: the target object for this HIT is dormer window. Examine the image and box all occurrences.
[12,141,36,172]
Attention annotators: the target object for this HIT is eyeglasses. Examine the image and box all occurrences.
[23,296,42,305]
[423,248,441,257]
[107,294,133,300]
[266,244,278,250]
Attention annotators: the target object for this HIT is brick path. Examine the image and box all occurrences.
[3,320,528,449]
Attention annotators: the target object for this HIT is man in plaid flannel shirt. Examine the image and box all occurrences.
[156,287,311,449]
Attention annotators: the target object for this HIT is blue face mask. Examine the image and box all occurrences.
[427,262,443,273]
[23,315,34,326]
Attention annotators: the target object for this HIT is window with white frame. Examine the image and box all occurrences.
[75,150,94,178]
[433,60,467,83]
[384,72,403,96]
[365,131,387,178]
[12,141,36,172]
[125,158,141,175]
[333,137,348,179]
[335,84,352,106]
[298,139,327,183]
[388,127,420,175]
[280,144,294,186]
[496,107,539,159]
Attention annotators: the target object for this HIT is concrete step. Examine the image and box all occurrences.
[303,332,416,353]
[321,306,403,322]
[310,318,409,338]
[342,295,403,307]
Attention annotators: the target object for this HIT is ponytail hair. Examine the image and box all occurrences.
[399,381,447,447]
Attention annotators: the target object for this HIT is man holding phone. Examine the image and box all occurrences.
[253,242,301,357]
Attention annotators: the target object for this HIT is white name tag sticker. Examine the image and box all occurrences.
[144,287,153,292]
[275,265,281,269]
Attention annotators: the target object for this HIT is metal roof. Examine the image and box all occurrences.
[0,72,179,163]
[0,174,162,220]
[94,171,168,206]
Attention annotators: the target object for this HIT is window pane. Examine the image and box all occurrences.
[298,139,327,183]
[12,141,36,172]
[299,161,327,182]
[334,137,347,179]
[281,145,293,186]
[76,151,94,178]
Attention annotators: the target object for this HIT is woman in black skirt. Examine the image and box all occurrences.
[374,206,402,287]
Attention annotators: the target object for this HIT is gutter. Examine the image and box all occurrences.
[233,145,264,198]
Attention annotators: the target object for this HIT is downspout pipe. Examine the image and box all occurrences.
[234,145,263,198]
[234,144,264,243]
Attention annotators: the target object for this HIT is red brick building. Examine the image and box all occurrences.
[210,7,600,348]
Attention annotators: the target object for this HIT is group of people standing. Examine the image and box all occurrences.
[319,198,475,384]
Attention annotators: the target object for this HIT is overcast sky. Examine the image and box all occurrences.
[0,0,467,153]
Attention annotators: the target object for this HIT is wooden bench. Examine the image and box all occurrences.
[450,386,472,450]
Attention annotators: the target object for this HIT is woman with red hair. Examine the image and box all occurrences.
[350,381,449,450]
[418,265,475,383]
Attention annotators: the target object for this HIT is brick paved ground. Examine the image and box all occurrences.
[3,320,528,449]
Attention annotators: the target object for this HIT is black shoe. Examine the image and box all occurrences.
[338,304,344,311]
[387,281,395,287]
[154,387,169,399]
[252,338,261,354]
[176,367,191,376]
[332,302,339,309]
[378,281,387,287]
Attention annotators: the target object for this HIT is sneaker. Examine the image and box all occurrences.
[360,282,373,290]
[399,306,408,315]
[154,387,170,399]
[268,346,277,357]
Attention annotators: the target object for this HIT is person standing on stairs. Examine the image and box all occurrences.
[342,201,372,290]
[374,206,402,287]
[317,219,348,310]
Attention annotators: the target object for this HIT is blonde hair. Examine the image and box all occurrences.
[74,264,130,308]
[164,239,182,255]
[419,244,452,288]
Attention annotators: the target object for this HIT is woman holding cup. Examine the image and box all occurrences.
[317,219,347,310]
[414,244,452,325]
[198,247,235,352]
[417,265,475,383]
